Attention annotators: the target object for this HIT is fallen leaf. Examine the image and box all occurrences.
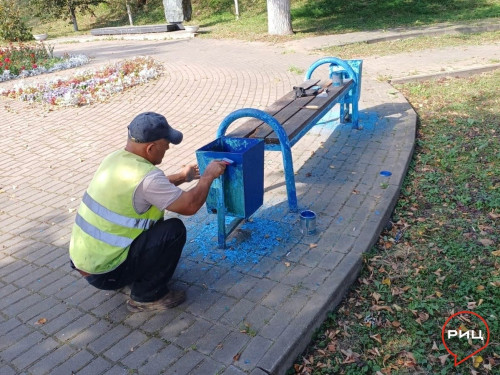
[392,304,402,312]
[488,212,500,219]
[327,344,336,352]
[372,305,394,313]
[382,354,391,366]
[432,341,439,351]
[418,312,429,323]
[372,292,382,303]
[435,291,443,297]
[382,278,391,286]
[309,243,318,249]
[391,287,404,296]
[478,238,494,246]
[467,301,477,310]
[233,352,241,361]
[284,262,291,267]
[392,321,401,328]
[35,318,47,325]
[367,348,382,357]
[340,349,360,364]
[492,250,500,257]
[370,334,383,344]
[402,351,417,367]
[473,355,483,368]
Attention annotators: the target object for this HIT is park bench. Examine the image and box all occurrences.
[217,56,363,211]
[199,57,363,247]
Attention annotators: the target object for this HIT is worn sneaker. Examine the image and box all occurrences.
[126,289,186,313]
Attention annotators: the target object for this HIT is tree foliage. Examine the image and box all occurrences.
[28,0,105,31]
[0,0,33,41]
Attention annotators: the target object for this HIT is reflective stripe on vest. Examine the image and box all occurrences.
[75,213,134,248]
[82,191,156,230]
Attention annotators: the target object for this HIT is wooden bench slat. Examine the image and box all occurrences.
[225,79,321,138]
[248,95,317,139]
[266,79,353,144]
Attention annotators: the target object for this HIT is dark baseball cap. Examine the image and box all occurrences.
[127,112,183,144]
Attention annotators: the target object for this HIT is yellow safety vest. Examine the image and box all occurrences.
[69,149,164,274]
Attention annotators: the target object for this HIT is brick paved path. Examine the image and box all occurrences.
[2,31,489,374]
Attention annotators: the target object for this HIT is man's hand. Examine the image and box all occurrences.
[182,163,200,183]
[166,160,227,216]
[202,160,226,180]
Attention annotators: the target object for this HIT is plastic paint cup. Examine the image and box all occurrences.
[331,73,343,87]
[380,170,392,177]
[300,210,317,235]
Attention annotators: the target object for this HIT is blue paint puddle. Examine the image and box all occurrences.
[357,111,379,131]
[187,217,295,265]
[312,109,379,132]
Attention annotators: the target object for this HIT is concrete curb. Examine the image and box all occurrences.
[260,84,418,375]
[389,63,500,84]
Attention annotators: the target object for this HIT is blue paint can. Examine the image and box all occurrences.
[300,210,317,235]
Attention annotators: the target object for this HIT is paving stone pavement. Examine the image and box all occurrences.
[0,23,498,375]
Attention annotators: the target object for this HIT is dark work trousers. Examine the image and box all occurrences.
[85,218,186,302]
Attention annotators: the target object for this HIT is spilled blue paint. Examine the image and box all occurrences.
[357,111,379,131]
[188,217,295,265]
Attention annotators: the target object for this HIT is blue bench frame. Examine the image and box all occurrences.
[213,57,362,247]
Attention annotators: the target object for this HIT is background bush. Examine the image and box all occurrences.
[0,0,33,41]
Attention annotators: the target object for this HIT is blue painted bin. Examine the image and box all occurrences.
[196,137,265,219]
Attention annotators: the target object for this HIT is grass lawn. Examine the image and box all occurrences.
[290,71,499,374]
[29,0,500,40]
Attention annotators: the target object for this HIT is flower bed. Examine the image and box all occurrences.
[0,42,89,82]
[1,56,163,106]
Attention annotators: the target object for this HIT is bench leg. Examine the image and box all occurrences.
[280,143,298,213]
[352,100,359,129]
[340,102,350,123]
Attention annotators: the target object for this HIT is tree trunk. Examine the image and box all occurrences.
[126,1,134,25]
[266,0,293,35]
[70,6,79,31]
[182,0,192,21]
[234,0,239,19]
